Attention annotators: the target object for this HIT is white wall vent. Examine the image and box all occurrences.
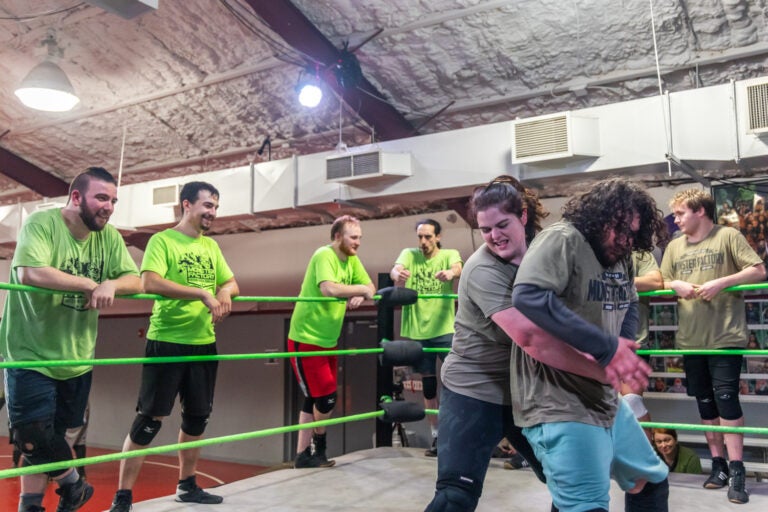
[512,112,600,164]
[745,78,768,135]
[152,184,179,207]
[326,151,412,183]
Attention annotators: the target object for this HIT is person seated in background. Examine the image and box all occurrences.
[667,378,687,394]
[653,428,703,474]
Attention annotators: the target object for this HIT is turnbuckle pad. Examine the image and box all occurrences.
[381,339,424,366]
[379,400,425,423]
[377,286,418,307]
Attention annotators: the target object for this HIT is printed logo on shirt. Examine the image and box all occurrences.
[671,248,725,276]
[178,252,215,288]
[60,256,104,311]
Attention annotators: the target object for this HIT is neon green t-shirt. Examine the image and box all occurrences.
[395,248,462,340]
[288,246,372,347]
[0,209,139,380]
[142,229,234,345]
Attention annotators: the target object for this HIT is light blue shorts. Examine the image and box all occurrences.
[523,400,668,512]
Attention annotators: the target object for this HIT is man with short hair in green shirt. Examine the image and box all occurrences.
[1,167,141,512]
[110,181,239,512]
[390,218,462,456]
[288,215,375,468]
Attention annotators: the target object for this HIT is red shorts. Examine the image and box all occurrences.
[287,338,338,397]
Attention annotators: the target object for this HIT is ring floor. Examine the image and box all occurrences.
[122,447,768,511]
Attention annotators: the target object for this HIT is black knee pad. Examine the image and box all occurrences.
[695,395,719,420]
[181,413,209,437]
[129,414,162,446]
[422,375,438,400]
[315,392,337,414]
[713,385,743,420]
[426,484,479,512]
[625,478,669,512]
[302,396,315,414]
[12,420,73,477]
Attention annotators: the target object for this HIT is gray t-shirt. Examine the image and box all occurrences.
[511,221,635,428]
[441,245,518,405]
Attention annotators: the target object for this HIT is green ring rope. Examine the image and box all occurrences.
[0,411,383,479]
[0,282,461,302]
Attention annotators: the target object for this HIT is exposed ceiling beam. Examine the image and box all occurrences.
[244,0,415,141]
[0,146,69,197]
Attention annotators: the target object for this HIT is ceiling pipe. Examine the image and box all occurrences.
[0,146,69,197]
[243,0,415,142]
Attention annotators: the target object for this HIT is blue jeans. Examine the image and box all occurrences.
[425,386,539,511]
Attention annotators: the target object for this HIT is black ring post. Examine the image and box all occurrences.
[376,272,395,447]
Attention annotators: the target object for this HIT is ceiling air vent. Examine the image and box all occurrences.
[512,112,599,164]
[326,150,412,183]
[745,79,768,135]
[152,184,179,207]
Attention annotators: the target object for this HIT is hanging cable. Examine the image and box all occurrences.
[648,0,673,176]
[117,122,127,189]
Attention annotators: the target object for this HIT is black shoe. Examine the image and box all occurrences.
[424,437,438,457]
[54,477,93,512]
[727,461,749,504]
[21,507,45,512]
[294,446,336,468]
[176,484,223,504]
[703,456,729,489]
[503,453,531,470]
[109,490,132,512]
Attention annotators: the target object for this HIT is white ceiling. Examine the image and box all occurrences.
[1,0,767,236]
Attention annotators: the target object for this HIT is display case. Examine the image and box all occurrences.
[646,297,768,398]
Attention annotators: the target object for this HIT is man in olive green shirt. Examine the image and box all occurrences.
[661,188,765,505]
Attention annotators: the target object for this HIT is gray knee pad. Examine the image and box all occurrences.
[181,413,209,437]
[12,420,72,477]
[315,392,337,414]
[129,414,162,445]
[713,385,743,420]
[422,375,438,400]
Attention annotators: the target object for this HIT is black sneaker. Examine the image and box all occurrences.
[294,446,336,468]
[21,506,45,512]
[175,484,223,504]
[503,453,531,470]
[727,461,749,504]
[703,456,729,489]
[54,477,94,512]
[424,437,437,457]
[109,490,132,512]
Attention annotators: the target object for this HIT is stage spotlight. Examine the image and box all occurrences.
[297,67,323,108]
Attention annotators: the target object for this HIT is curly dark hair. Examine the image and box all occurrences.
[562,178,668,261]
[469,175,549,245]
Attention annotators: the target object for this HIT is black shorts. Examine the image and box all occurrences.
[136,339,218,417]
[683,353,743,398]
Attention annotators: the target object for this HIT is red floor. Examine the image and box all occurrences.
[0,436,266,512]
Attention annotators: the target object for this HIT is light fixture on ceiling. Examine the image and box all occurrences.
[14,34,80,112]
[296,65,323,108]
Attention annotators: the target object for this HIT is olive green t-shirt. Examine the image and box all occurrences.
[633,250,659,348]
[660,225,762,349]
[511,221,633,428]
[0,209,139,380]
[395,248,462,340]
